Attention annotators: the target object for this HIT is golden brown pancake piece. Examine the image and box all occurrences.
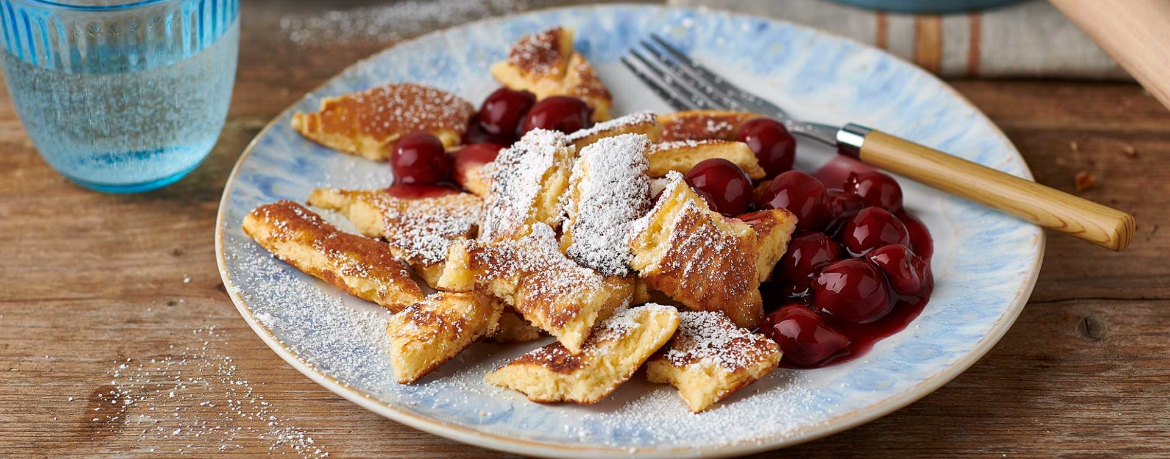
[291,83,474,161]
[739,209,798,283]
[386,292,502,384]
[307,187,482,288]
[658,110,757,142]
[647,140,767,180]
[242,201,423,312]
[485,304,680,404]
[478,129,574,242]
[491,27,613,122]
[647,311,782,412]
[438,223,634,354]
[565,111,663,152]
[629,172,764,329]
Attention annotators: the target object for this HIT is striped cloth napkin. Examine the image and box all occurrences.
[666,0,1127,79]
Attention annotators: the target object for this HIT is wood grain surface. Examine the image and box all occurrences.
[2,1,1168,457]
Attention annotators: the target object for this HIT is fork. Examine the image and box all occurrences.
[622,35,1135,252]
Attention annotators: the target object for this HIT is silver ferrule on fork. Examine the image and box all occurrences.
[835,124,872,158]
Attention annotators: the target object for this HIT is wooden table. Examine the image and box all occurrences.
[2,1,1168,457]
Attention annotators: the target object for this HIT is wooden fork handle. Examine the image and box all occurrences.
[839,126,1135,251]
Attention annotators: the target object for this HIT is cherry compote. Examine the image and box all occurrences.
[757,171,827,231]
[823,188,865,236]
[845,171,904,212]
[761,305,851,367]
[478,87,536,138]
[841,207,910,256]
[758,158,935,369]
[462,116,515,145]
[519,96,593,135]
[451,143,503,190]
[390,132,451,185]
[735,118,796,178]
[685,158,752,216]
[867,244,932,296]
[778,232,842,293]
[385,183,461,199]
[812,258,892,323]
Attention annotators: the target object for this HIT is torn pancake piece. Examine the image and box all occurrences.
[291,83,474,160]
[490,27,613,121]
[386,292,503,384]
[486,304,680,404]
[438,223,633,354]
[646,311,782,412]
[629,172,764,329]
[739,209,798,283]
[647,140,767,180]
[307,187,482,287]
[479,129,574,241]
[560,133,652,277]
[658,110,756,142]
[242,200,423,312]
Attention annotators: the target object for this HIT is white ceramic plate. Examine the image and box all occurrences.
[215,5,1043,458]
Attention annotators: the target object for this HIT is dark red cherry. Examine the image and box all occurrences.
[757,171,827,231]
[390,132,450,185]
[845,171,904,213]
[762,305,851,367]
[519,96,593,135]
[736,118,796,178]
[898,210,934,260]
[841,207,910,256]
[451,143,503,191]
[684,158,753,216]
[462,115,516,145]
[867,244,932,296]
[778,232,842,290]
[812,258,892,323]
[823,188,865,235]
[478,87,536,137]
[385,183,461,200]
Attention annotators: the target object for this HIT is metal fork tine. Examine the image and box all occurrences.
[649,34,722,84]
[649,34,791,118]
[619,56,697,112]
[628,49,715,110]
[637,41,734,110]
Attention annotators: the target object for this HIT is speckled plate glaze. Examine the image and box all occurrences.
[215,5,1043,458]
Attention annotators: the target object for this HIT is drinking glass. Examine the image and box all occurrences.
[0,0,239,193]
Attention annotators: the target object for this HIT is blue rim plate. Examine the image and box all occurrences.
[215,5,1043,458]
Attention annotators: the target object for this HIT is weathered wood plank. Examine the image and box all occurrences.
[1,1,1168,457]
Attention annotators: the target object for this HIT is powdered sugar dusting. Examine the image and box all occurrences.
[306,83,473,140]
[225,224,841,449]
[629,171,686,238]
[472,223,606,301]
[357,191,480,264]
[480,129,571,240]
[506,27,567,78]
[565,111,657,143]
[96,327,328,457]
[596,370,826,446]
[664,311,779,371]
[563,134,651,276]
[653,139,724,150]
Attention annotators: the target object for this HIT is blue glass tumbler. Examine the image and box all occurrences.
[0,0,239,193]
